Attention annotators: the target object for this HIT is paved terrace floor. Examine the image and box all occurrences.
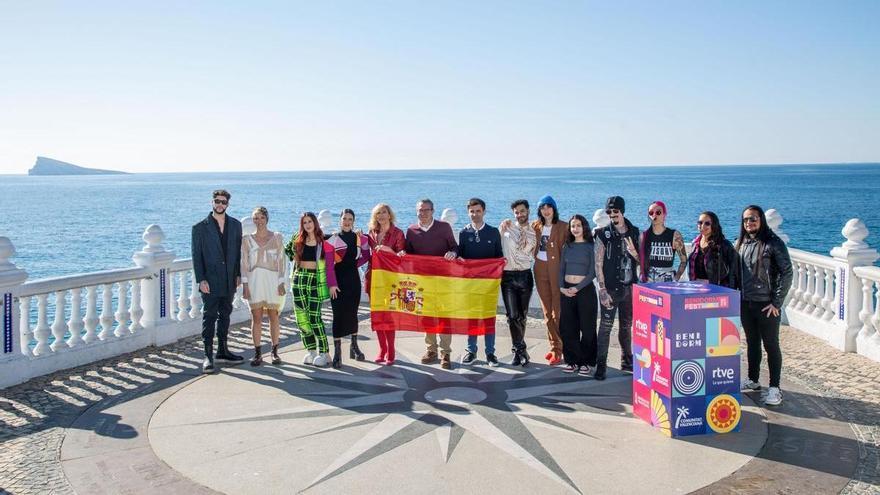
[1,307,878,495]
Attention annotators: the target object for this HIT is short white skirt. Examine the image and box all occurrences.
[245,267,286,311]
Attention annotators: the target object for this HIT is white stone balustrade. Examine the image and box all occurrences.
[2,209,880,389]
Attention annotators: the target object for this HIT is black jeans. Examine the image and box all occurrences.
[598,285,633,367]
[560,282,598,366]
[501,270,533,352]
[742,300,782,388]
[201,293,233,351]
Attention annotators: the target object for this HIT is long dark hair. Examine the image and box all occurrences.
[294,211,324,260]
[700,211,725,247]
[537,203,559,226]
[566,214,593,244]
[735,205,771,250]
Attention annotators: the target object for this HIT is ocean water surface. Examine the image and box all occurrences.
[1,164,878,280]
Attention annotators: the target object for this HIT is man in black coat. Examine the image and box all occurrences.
[192,189,244,373]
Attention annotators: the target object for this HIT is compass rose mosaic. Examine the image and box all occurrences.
[149,336,765,494]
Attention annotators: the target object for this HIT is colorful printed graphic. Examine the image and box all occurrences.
[705,355,740,395]
[651,315,672,358]
[633,282,741,437]
[706,316,742,356]
[650,391,671,437]
[672,359,705,397]
[632,380,652,422]
[706,394,741,434]
[634,346,652,386]
[671,396,707,436]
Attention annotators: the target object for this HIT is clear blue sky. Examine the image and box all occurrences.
[1,1,877,173]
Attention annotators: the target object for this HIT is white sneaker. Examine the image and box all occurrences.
[303,350,317,365]
[312,353,330,368]
[764,387,783,406]
[742,379,761,391]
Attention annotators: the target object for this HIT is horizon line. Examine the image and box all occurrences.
[2,160,879,176]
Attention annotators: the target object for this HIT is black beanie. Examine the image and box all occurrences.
[605,196,625,213]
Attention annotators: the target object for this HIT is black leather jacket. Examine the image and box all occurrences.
[736,234,793,308]
[687,238,738,289]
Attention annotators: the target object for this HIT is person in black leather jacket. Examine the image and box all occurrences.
[734,205,793,406]
[687,211,738,288]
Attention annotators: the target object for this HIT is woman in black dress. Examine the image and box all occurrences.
[326,209,372,368]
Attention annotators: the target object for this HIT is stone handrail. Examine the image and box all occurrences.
[2,210,880,389]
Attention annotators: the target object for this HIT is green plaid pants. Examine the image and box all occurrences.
[292,268,329,353]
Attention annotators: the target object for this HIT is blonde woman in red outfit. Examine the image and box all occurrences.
[365,203,406,365]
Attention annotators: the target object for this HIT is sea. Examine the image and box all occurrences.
[1,163,878,281]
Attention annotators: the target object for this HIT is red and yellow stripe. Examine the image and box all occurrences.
[369,251,504,335]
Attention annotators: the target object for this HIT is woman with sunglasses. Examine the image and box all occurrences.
[326,209,372,369]
[558,214,598,376]
[365,203,407,365]
[285,211,332,367]
[687,211,737,288]
[639,201,687,282]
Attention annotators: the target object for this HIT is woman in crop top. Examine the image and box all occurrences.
[286,211,331,367]
[241,207,288,366]
[558,214,598,375]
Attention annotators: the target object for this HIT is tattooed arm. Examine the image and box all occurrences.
[673,230,688,281]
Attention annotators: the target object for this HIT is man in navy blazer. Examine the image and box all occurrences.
[192,189,244,372]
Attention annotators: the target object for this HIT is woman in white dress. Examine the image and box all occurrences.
[241,206,288,366]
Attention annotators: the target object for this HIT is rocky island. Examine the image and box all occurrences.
[28,156,129,176]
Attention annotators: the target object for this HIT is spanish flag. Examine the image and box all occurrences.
[369,251,504,335]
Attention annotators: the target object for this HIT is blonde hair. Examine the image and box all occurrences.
[252,206,269,221]
[368,203,396,232]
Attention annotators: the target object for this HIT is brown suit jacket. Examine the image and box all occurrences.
[531,220,568,267]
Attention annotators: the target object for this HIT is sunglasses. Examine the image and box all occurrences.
[605,209,620,215]
[743,216,759,224]
[213,199,228,205]
[697,221,712,227]
[648,209,663,217]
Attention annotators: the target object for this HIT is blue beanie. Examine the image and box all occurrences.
[537,195,557,211]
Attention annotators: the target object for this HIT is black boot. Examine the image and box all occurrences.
[271,343,282,365]
[520,349,530,367]
[332,341,342,369]
[202,342,216,373]
[216,340,244,364]
[620,354,633,373]
[250,346,263,367]
[594,362,607,381]
[511,350,523,366]
[349,335,365,361]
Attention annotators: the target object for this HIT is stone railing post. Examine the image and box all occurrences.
[0,236,30,388]
[132,225,176,342]
[765,208,789,244]
[441,208,458,229]
[830,219,879,352]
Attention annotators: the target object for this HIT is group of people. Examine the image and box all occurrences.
[191,188,792,406]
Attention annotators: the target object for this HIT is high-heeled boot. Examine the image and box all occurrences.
[350,334,365,361]
[271,343,282,365]
[250,346,262,367]
[332,340,342,369]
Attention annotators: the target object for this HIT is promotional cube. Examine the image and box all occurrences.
[632,282,743,437]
